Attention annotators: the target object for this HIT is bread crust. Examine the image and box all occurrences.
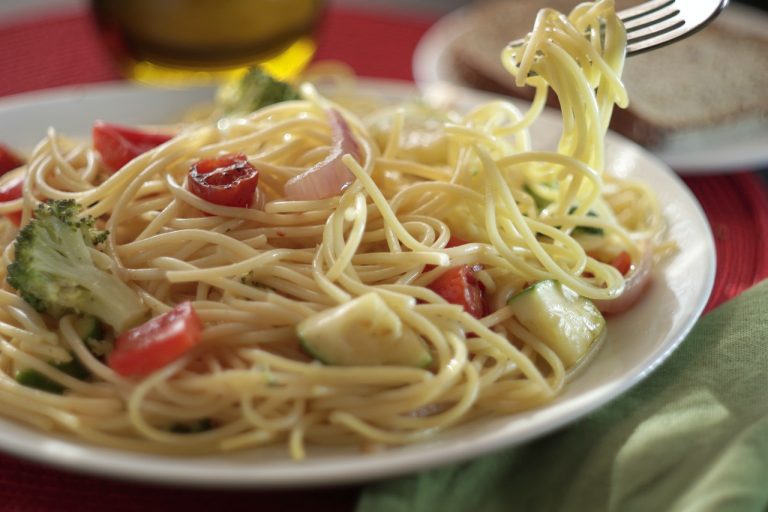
[449,0,768,148]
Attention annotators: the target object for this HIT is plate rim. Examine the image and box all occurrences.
[0,79,715,487]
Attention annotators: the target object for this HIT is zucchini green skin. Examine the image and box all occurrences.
[523,195,604,236]
[567,207,604,236]
[508,280,605,367]
[15,356,89,394]
[524,184,551,210]
[297,293,432,368]
[15,368,67,394]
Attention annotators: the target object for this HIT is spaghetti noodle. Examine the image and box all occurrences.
[0,0,665,459]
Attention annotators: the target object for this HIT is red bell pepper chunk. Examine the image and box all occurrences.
[188,153,260,210]
[108,302,203,377]
[0,173,25,226]
[0,144,24,176]
[93,121,173,173]
[428,265,486,319]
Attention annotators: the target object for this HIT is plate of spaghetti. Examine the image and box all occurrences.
[0,1,714,487]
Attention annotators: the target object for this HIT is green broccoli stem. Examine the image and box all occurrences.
[64,266,146,333]
[31,241,147,333]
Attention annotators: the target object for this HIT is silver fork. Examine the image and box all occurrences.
[508,0,729,56]
[622,0,729,55]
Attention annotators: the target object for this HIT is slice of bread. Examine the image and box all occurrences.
[450,0,768,148]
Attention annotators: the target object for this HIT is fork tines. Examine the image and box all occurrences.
[621,0,728,56]
[504,0,727,58]
[622,0,683,54]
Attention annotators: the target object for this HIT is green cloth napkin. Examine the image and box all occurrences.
[358,280,768,512]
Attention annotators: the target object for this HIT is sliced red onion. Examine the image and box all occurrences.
[283,109,361,200]
[594,245,653,315]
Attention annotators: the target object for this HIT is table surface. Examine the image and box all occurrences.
[0,3,767,510]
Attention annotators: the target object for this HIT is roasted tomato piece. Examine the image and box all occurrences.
[93,121,173,172]
[108,302,203,377]
[610,251,632,276]
[188,153,260,210]
[428,265,486,319]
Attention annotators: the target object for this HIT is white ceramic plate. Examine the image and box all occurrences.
[0,80,714,487]
[413,3,768,174]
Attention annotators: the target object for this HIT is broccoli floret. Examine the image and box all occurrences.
[6,200,148,333]
[217,67,301,114]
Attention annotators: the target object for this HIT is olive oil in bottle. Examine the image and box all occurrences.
[91,0,325,85]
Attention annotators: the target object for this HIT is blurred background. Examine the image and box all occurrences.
[1,0,763,22]
[0,0,467,19]
[0,0,456,16]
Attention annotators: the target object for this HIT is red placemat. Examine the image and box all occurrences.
[0,11,118,97]
[685,172,768,312]
[0,5,767,511]
[0,459,357,512]
[0,5,434,98]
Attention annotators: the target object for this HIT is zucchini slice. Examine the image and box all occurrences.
[298,293,432,367]
[508,280,605,367]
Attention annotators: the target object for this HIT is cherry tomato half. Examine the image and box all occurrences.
[107,302,203,377]
[93,121,173,173]
[428,265,486,319]
[610,251,633,276]
[446,236,468,248]
[188,153,260,210]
